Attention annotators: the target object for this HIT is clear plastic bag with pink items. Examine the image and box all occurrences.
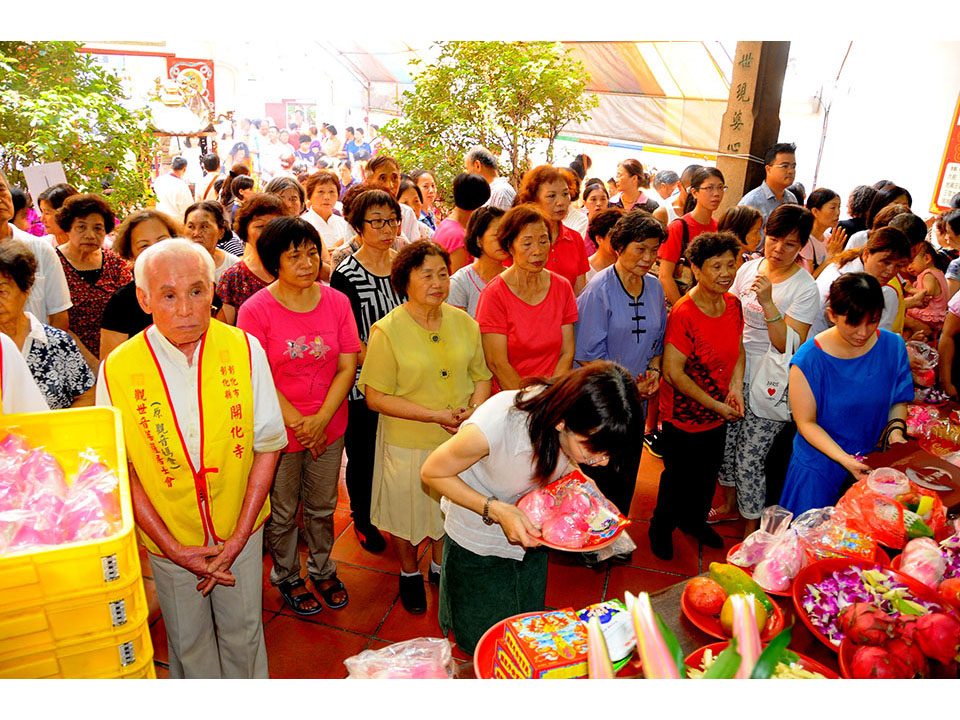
[899,537,946,589]
[753,529,806,592]
[906,341,939,387]
[866,467,911,498]
[343,637,454,679]
[0,435,122,556]
[728,505,793,568]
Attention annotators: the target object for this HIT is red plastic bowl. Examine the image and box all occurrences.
[680,587,784,642]
[725,544,891,597]
[792,557,945,652]
[684,641,839,679]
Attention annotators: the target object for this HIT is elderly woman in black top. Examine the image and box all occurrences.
[100,209,180,359]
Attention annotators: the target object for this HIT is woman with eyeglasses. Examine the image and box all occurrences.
[420,362,643,655]
[657,167,725,306]
[717,204,820,537]
[358,241,492,614]
[329,190,406,557]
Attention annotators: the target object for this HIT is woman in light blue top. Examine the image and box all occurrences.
[574,210,667,538]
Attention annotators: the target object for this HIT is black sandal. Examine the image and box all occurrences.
[313,575,349,610]
[277,578,322,616]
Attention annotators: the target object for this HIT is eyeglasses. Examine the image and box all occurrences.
[566,429,608,467]
[696,184,727,194]
[363,218,399,229]
[770,162,797,170]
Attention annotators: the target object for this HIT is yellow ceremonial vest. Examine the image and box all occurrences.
[104,320,269,556]
[889,276,905,334]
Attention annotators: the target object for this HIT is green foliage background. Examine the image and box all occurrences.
[0,41,158,213]
[380,41,597,202]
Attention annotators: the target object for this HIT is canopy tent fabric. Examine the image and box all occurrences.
[561,41,733,153]
[321,41,734,151]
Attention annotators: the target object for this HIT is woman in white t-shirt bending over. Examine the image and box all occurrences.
[420,363,643,655]
[717,204,820,537]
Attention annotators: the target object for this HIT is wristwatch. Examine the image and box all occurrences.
[482,496,496,525]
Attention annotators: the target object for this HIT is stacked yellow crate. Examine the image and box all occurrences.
[0,408,154,678]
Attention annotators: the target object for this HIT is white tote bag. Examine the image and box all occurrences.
[749,326,801,422]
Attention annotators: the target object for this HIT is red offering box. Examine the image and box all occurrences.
[486,608,589,679]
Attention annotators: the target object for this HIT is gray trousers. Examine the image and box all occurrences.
[266,436,344,586]
[719,381,788,520]
[148,526,268,679]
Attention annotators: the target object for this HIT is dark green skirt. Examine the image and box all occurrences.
[438,536,548,656]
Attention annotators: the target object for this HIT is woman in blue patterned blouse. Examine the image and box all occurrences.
[0,240,95,409]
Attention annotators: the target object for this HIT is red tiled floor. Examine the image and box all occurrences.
[699,532,741,573]
[544,556,607,611]
[637,450,664,483]
[377,589,443,642]
[604,565,681,602]
[330,522,402,573]
[622,520,699,576]
[154,662,169,679]
[274,563,397,635]
[627,481,659,521]
[264,614,371,678]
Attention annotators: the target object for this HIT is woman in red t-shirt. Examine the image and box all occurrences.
[657,167,726,306]
[476,205,578,389]
[649,231,745,562]
[515,166,589,296]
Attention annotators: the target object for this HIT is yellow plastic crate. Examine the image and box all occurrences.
[0,573,149,661]
[0,407,141,614]
[0,618,154,678]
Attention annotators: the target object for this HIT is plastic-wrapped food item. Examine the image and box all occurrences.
[541,512,591,547]
[907,405,938,438]
[728,505,794,568]
[906,341,939,387]
[795,506,879,563]
[343,637,454,679]
[866,468,910,498]
[836,477,946,549]
[577,600,635,663]
[17,449,69,519]
[899,538,946,589]
[0,441,123,556]
[752,529,806,592]
[6,508,63,549]
[516,488,557,529]
[516,470,629,549]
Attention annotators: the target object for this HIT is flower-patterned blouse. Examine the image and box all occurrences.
[56,247,132,357]
[21,312,96,409]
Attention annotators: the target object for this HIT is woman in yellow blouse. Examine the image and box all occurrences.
[358,241,492,615]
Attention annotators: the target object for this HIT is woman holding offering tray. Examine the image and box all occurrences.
[420,363,642,655]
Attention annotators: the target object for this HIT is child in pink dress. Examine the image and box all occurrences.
[905,241,949,341]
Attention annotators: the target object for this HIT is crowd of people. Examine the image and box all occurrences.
[2,132,959,678]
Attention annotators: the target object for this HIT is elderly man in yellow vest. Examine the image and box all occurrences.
[96,239,286,678]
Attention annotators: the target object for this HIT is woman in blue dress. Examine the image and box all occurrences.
[574,209,667,563]
[779,272,914,515]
